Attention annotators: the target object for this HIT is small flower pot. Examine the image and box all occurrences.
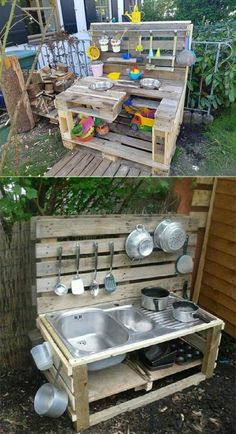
[111,39,121,53]
[99,37,109,52]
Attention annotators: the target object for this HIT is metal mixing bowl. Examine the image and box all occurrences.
[140,78,160,90]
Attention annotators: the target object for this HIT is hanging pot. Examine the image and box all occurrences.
[141,287,170,311]
[175,235,194,274]
[125,224,153,260]
[153,219,186,253]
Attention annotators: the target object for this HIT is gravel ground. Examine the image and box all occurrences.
[0,332,235,434]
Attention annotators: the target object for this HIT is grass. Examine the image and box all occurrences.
[172,104,236,176]
[1,125,67,176]
[199,104,236,176]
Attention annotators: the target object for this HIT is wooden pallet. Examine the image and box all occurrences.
[46,148,151,177]
[32,214,224,432]
[54,21,192,175]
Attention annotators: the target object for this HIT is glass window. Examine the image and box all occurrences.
[95,0,111,22]
[20,0,59,40]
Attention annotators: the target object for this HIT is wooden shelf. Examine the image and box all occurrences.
[88,359,202,403]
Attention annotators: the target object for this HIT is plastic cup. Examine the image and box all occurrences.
[31,342,53,371]
[34,383,68,418]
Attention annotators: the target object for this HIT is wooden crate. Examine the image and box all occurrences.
[55,21,193,175]
[32,214,224,432]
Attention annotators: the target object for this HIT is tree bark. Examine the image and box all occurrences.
[0,56,35,133]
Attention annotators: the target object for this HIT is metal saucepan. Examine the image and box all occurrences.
[172,300,211,323]
[141,287,170,311]
[175,235,194,274]
[125,224,153,260]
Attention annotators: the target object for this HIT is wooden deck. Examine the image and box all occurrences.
[46,148,151,177]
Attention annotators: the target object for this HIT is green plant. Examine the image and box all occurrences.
[187,20,236,110]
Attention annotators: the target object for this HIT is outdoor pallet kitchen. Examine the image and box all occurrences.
[55,21,193,175]
[32,215,224,432]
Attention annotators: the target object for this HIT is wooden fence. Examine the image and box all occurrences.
[0,221,36,368]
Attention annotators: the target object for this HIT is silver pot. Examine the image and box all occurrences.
[141,287,170,311]
[125,224,153,260]
[172,301,211,323]
[154,219,186,253]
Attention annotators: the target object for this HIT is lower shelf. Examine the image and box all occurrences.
[88,358,202,403]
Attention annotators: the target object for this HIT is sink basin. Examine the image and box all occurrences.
[110,307,155,333]
[49,309,129,357]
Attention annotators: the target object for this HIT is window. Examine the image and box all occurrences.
[20,0,60,40]
[95,0,111,22]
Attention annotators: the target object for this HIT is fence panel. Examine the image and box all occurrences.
[0,221,36,368]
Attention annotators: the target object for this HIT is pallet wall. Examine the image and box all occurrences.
[198,178,236,338]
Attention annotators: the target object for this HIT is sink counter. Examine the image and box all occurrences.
[44,296,221,368]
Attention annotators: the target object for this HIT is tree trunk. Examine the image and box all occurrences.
[0,56,35,133]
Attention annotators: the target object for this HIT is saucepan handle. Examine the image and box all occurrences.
[193,312,211,323]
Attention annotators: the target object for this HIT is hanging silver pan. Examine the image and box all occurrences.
[172,300,211,323]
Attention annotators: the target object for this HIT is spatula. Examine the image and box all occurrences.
[71,243,84,295]
[104,242,116,293]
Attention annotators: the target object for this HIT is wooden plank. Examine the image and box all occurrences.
[201,325,222,378]
[206,247,236,271]
[196,177,214,185]
[203,272,236,300]
[200,284,236,311]
[73,364,90,432]
[212,207,236,227]
[199,294,236,326]
[90,159,112,176]
[204,260,236,286]
[37,276,189,314]
[192,179,217,303]
[208,234,236,257]
[182,334,206,354]
[36,262,178,292]
[210,221,236,242]
[224,322,236,339]
[189,211,208,228]
[35,215,198,239]
[36,248,195,277]
[214,193,236,211]
[216,179,236,196]
[46,151,76,176]
[89,373,206,426]
[192,190,212,207]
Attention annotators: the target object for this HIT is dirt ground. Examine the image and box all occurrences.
[0,332,235,434]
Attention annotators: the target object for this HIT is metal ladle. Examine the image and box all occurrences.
[90,242,99,297]
[54,246,68,296]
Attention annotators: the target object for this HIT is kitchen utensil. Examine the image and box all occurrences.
[140,78,160,90]
[87,32,100,61]
[107,72,121,80]
[71,244,84,295]
[148,31,154,62]
[182,280,189,299]
[54,247,68,296]
[141,287,170,311]
[34,361,68,418]
[89,80,113,91]
[176,33,196,67]
[104,242,116,293]
[172,300,211,323]
[125,224,154,260]
[136,35,143,52]
[90,242,99,297]
[153,219,186,253]
[31,341,53,371]
[175,235,194,274]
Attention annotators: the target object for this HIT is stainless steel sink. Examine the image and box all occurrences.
[48,309,129,357]
[109,307,155,333]
[46,305,167,371]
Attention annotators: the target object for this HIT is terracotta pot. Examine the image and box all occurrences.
[96,123,109,136]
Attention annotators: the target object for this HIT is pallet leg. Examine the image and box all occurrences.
[73,365,90,432]
[201,325,222,378]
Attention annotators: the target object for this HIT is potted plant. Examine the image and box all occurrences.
[111,33,122,53]
[99,35,109,52]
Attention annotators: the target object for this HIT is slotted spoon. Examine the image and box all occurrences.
[104,242,116,293]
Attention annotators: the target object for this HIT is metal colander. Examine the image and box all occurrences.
[154,220,186,253]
